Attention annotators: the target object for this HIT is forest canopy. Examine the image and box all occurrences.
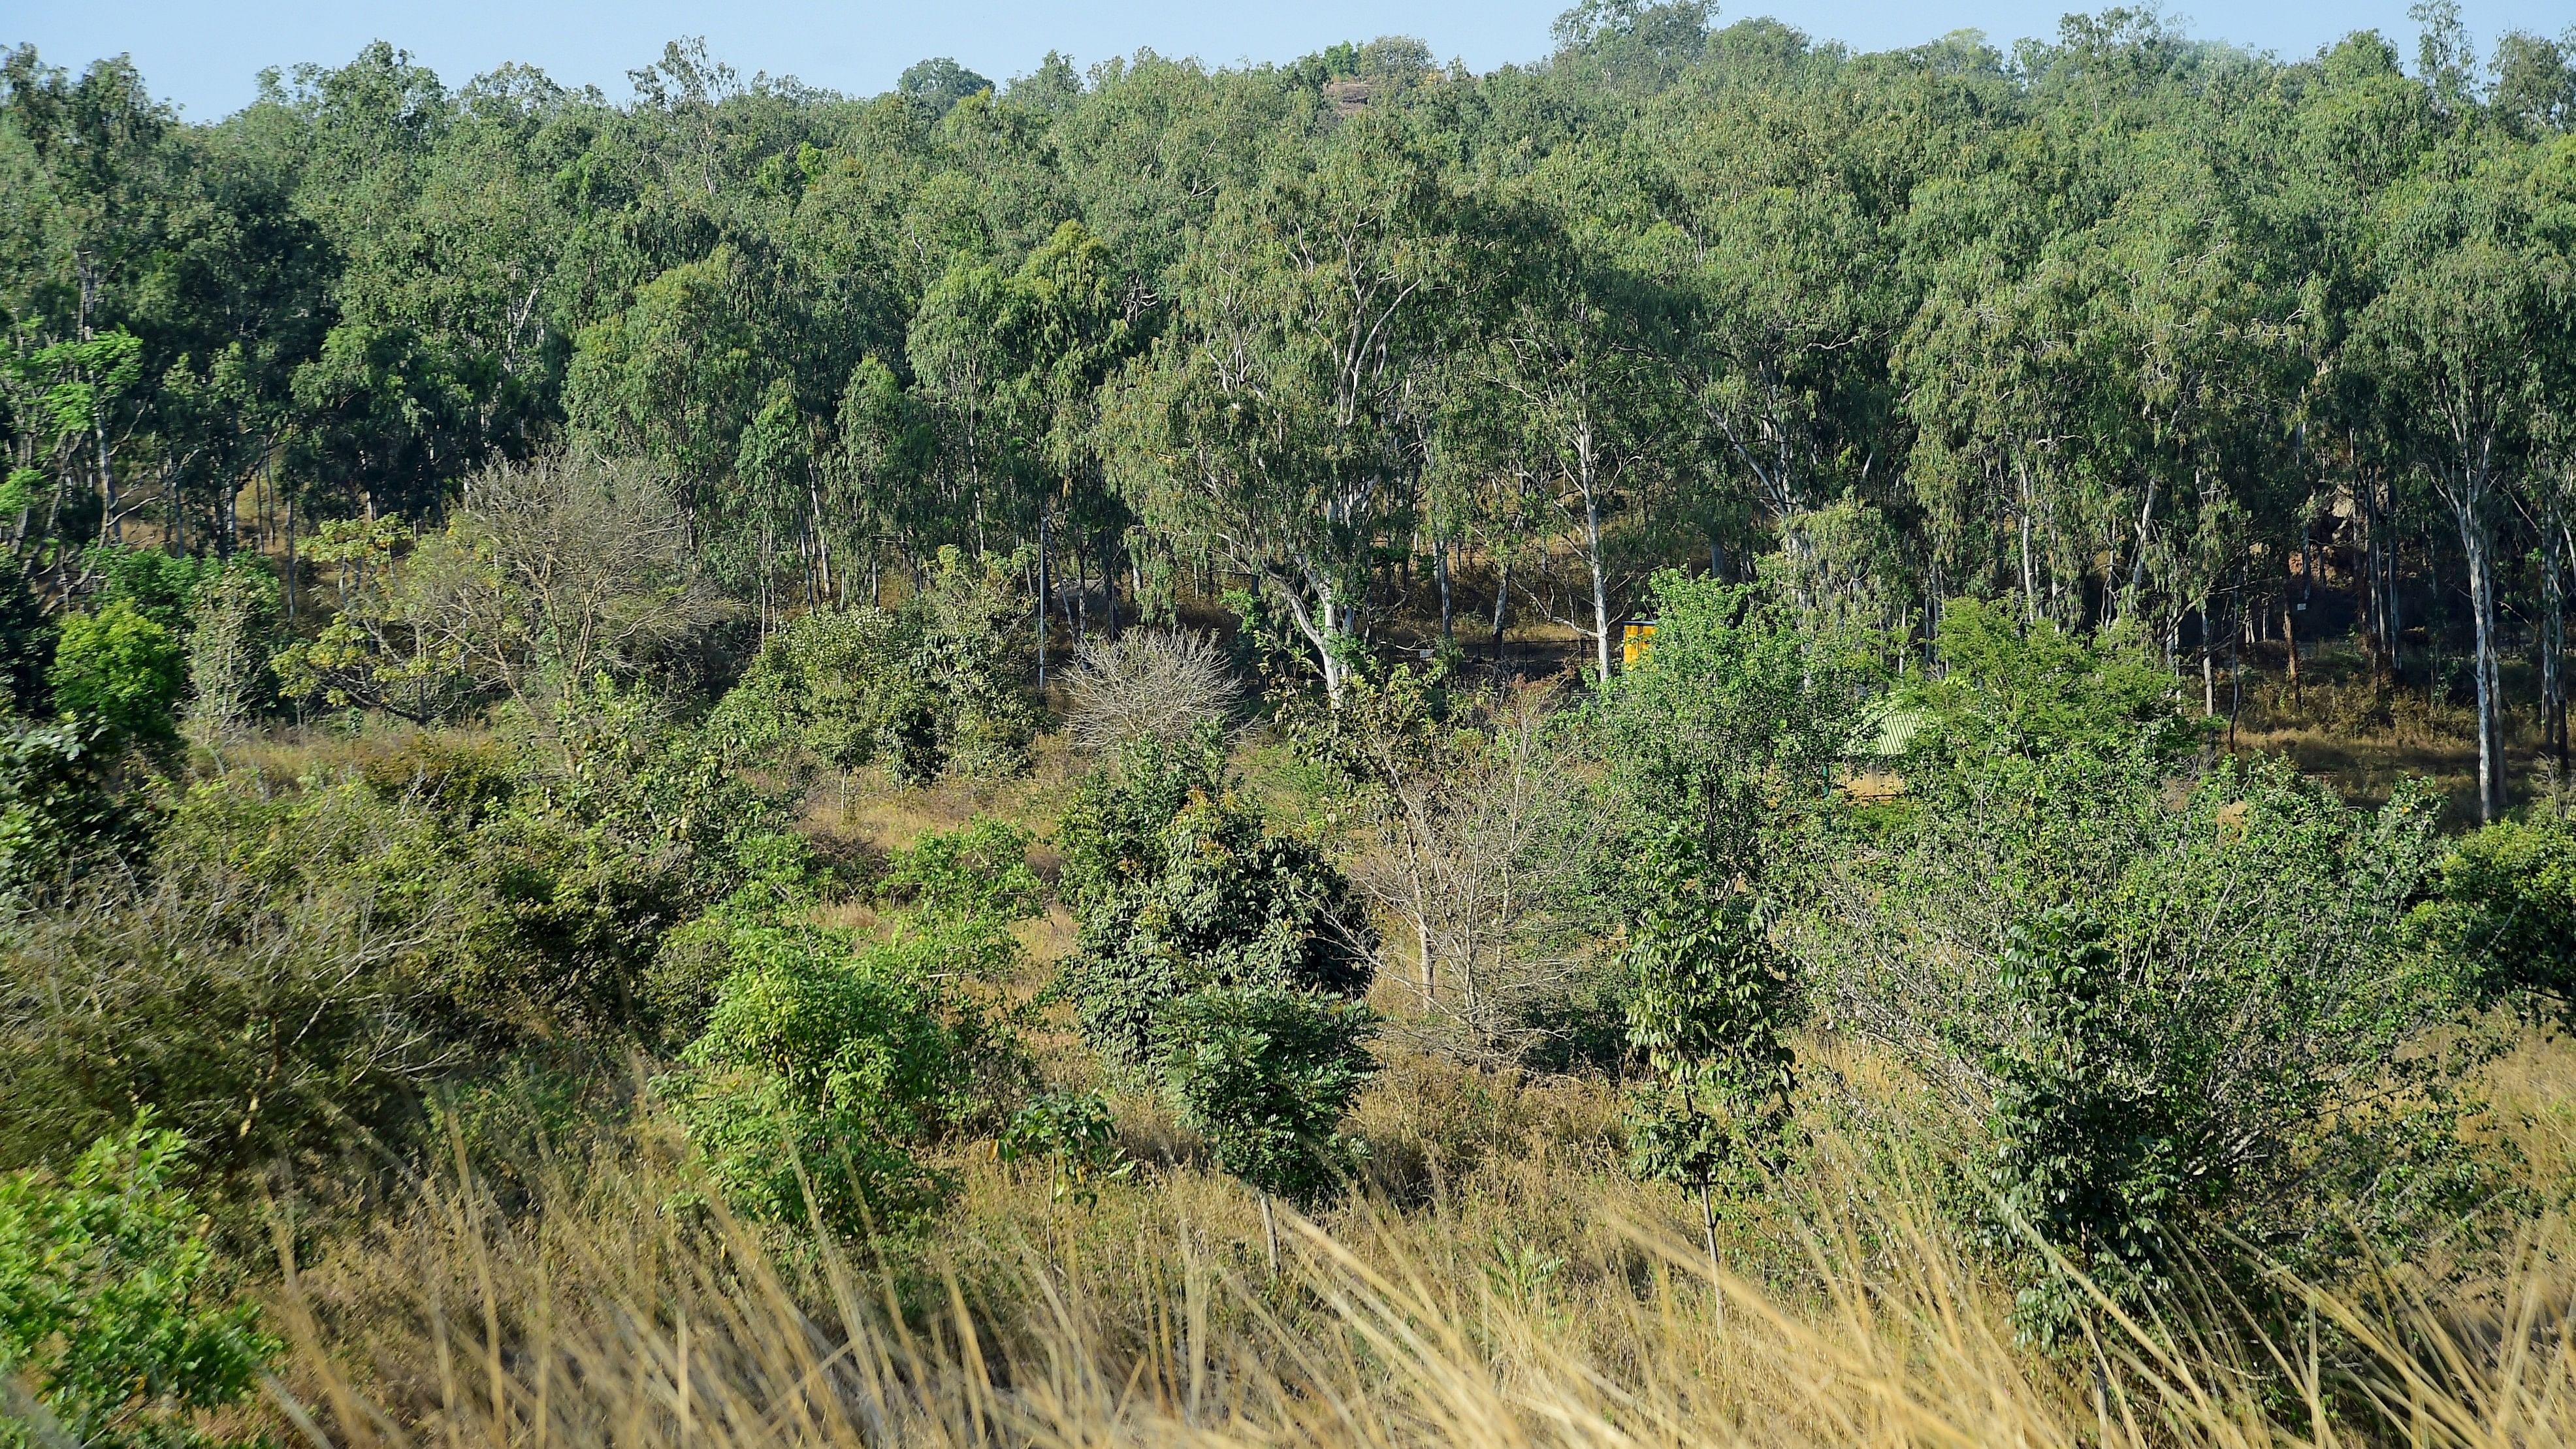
[3,3,2569,805]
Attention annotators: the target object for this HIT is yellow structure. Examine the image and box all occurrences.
[1620,619,1656,669]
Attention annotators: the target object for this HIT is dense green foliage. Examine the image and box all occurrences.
[1163,986,1379,1208]
[1058,735,1376,1070]
[664,922,1011,1234]
[2,9,2569,799]
[1806,731,2501,1335]
[0,1124,275,1449]
[713,549,1037,788]
[0,5,2573,1399]
[2417,811,2576,1007]
[47,601,184,744]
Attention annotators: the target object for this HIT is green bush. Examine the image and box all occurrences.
[1163,985,1378,1209]
[2414,812,2576,1009]
[997,1089,1131,1205]
[0,1123,276,1449]
[1579,575,1867,929]
[0,697,809,1185]
[1622,883,1796,1255]
[179,567,280,742]
[663,922,1016,1235]
[1905,597,2204,769]
[0,718,136,902]
[712,549,1036,790]
[713,606,944,788]
[878,816,1044,925]
[84,545,221,635]
[0,778,465,1182]
[1059,735,1375,1070]
[49,600,185,745]
[1803,749,2507,1337]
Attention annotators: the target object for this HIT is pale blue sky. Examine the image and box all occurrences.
[10,1,2571,119]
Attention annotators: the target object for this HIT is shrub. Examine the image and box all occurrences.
[1058,736,1374,1070]
[2413,812,2576,1009]
[1905,597,2203,769]
[997,1089,1131,1205]
[0,778,469,1182]
[1163,985,1378,1211]
[0,1123,277,1449]
[49,600,185,745]
[1579,575,1867,927]
[84,544,218,633]
[910,547,1039,779]
[663,923,1015,1235]
[0,717,135,902]
[712,550,1037,789]
[1801,750,2506,1335]
[878,816,1044,925]
[1063,629,1243,754]
[713,606,943,789]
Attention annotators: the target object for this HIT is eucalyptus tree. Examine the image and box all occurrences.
[2355,134,2572,821]
[1467,184,1684,683]
[1000,220,1138,673]
[1104,109,1455,701]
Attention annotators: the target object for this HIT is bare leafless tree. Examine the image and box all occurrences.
[1344,680,1601,1063]
[276,453,728,727]
[1063,629,1246,754]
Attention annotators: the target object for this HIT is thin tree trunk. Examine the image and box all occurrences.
[1491,556,1510,664]
[1259,1192,1280,1279]
[2283,582,2300,703]
[1585,490,1612,686]
[2545,514,2568,772]
[1035,507,1050,694]
[1698,1179,1724,1330]
[2459,503,2506,822]
[1436,535,1452,643]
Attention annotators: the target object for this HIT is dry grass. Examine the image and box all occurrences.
[266,1094,2576,1449]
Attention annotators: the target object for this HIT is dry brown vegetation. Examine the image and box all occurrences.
[267,1030,2576,1449]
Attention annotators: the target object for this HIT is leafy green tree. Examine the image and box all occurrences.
[1582,573,1865,921]
[1162,985,1377,1270]
[899,57,995,119]
[1104,111,1455,701]
[0,1123,276,1449]
[664,922,1012,1235]
[1622,885,1793,1280]
[1058,734,1376,1070]
[1467,208,1684,683]
[48,599,184,744]
[1804,749,2507,1330]
[1978,907,2186,1343]
[1905,596,2201,768]
[2352,134,2573,821]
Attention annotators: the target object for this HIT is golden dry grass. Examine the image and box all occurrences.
[266,1093,2576,1449]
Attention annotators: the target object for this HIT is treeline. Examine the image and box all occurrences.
[5,2,2576,809]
